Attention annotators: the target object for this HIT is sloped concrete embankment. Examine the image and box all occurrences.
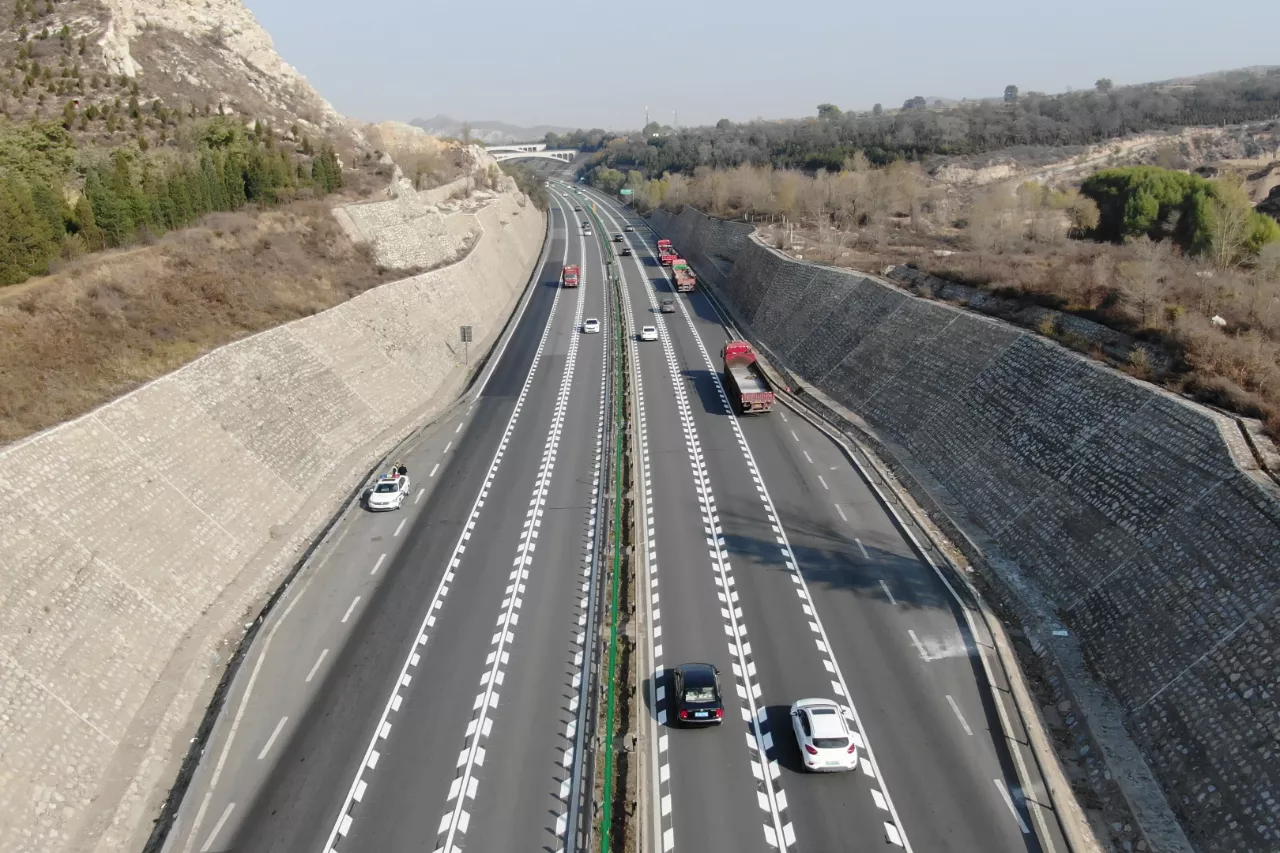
[654,206,1280,853]
[0,190,545,853]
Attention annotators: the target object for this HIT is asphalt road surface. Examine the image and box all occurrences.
[585,184,1056,853]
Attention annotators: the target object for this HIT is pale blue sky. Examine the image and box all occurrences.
[243,0,1278,130]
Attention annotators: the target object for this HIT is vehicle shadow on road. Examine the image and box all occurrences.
[680,367,731,418]
[761,704,806,774]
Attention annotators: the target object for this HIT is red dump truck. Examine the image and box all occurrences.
[671,259,697,292]
[561,264,580,288]
[657,239,677,266]
[722,340,775,414]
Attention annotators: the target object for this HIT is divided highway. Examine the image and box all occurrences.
[163,166,1061,853]
[582,184,1054,853]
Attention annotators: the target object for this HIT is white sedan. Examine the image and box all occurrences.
[583,318,601,334]
[790,698,858,771]
[639,326,658,342]
[367,472,410,511]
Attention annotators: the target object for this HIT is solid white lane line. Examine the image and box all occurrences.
[879,580,897,605]
[856,538,870,560]
[199,803,234,853]
[415,488,424,504]
[341,596,360,624]
[393,519,406,537]
[305,648,329,683]
[817,475,829,490]
[946,695,974,736]
[995,778,1031,833]
[430,463,440,477]
[371,554,387,575]
[802,450,813,463]
[834,504,848,522]
[257,716,288,760]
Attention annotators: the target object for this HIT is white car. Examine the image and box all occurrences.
[639,326,658,341]
[583,318,601,334]
[790,698,858,772]
[367,472,410,511]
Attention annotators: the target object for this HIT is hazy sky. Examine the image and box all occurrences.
[243,0,1277,130]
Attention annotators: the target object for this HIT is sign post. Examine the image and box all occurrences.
[460,325,473,366]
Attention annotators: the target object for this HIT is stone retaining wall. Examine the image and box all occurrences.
[653,206,1280,853]
[0,190,546,853]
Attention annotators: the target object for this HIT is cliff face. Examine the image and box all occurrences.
[93,0,349,135]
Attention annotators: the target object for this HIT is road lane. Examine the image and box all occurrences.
[585,185,1046,853]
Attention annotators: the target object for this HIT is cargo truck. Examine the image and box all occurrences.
[561,264,580,288]
[657,239,677,266]
[721,340,775,414]
[671,259,697,292]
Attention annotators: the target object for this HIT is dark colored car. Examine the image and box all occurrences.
[613,233,625,242]
[660,299,676,313]
[620,246,632,256]
[671,663,724,726]
[574,205,582,211]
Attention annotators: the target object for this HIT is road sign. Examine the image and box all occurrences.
[460,325,473,366]
[619,189,633,195]
[460,325,473,343]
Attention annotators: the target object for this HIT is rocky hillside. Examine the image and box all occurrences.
[0,0,364,153]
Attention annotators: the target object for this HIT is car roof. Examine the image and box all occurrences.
[676,662,716,681]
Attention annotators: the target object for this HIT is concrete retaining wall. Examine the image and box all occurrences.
[653,206,1280,853]
[0,190,545,853]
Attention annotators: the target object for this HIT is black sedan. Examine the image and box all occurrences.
[620,246,632,256]
[671,663,724,726]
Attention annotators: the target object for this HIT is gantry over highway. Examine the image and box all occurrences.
[159,167,1068,853]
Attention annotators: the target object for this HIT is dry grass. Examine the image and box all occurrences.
[0,200,412,444]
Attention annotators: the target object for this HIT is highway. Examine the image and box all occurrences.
[584,184,1055,853]
[161,165,1064,853]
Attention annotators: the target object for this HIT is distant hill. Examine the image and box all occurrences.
[410,114,574,144]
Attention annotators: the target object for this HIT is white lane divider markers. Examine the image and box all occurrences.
[455,422,463,434]
[443,440,453,454]
[305,648,329,683]
[995,778,1032,834]
[430,463,440,478]
[434,197,589,853]
[319,200,571,853]
[946,695,974,736]
[257,716,288,760]
[878,579,897,605]
[802,450,813,463]
[393,519,406,537]
[817,475,829,490]
[605,203,791,851]
[341,596,360,624]
[856,538,870,560]
[834,504,848,522]
[371,554,387,575]
[199,803,235,853]
[907,629,931,661]
[415,488,425,504]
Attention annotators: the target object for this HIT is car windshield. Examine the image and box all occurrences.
[374,482,398,493]
[684,685,716,703]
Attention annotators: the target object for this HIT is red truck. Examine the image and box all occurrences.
[722,340,775,414]
[657,239,677,266]
[671,259,697,292]
[561,264,580,288]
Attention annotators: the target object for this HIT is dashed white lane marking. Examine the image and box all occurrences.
[946,695,974,736]
[635,212,913,851]
[305,648,329,683]
[605,203,790,850]
[455,422,464,434]
[994,778,1031,833]
[790,429,799,441]
[834,504,848,522]
[779,410,788,422]
[907,629,930,661]
[415,488,425,504]
[371,554,386,576]
[879,580,897,606]
[856,538,870,560]
[393,519,406,537]
[199,802,234,853]
[817,475,829,490]
[885,822,904,846]
[429,463,440,478]
[320,196,572,853]
[436,191,590,853]
[257,716,288,760]
[341,596,360,624]
[443,440,453,454]
[802,450,813,463]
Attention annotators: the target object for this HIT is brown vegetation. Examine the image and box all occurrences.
[0,200,411,444]
[645,162,1280,436]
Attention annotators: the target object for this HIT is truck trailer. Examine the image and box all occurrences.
[671,259,697,292]
[561,264,580,287]
[657,239,677,266]
[721,340,775,414]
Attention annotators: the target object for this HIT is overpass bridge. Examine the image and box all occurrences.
[486,143,576,163]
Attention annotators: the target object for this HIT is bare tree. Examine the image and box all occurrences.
[1207,179,1255,270]
[1119,237,1172,326]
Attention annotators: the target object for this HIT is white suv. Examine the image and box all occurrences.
[583,318,600,334]
[790,698,858,771]
[639,326,658,342]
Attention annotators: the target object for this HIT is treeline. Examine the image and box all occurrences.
[542,128,610,152]
[573,69,1280,178]
[499,161,549,210]
[0,117,343,285]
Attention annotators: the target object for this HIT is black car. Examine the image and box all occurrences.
[620,246,632,256]
[613,233,625,242]
[574,205,582,211]
[671,663,724,726]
